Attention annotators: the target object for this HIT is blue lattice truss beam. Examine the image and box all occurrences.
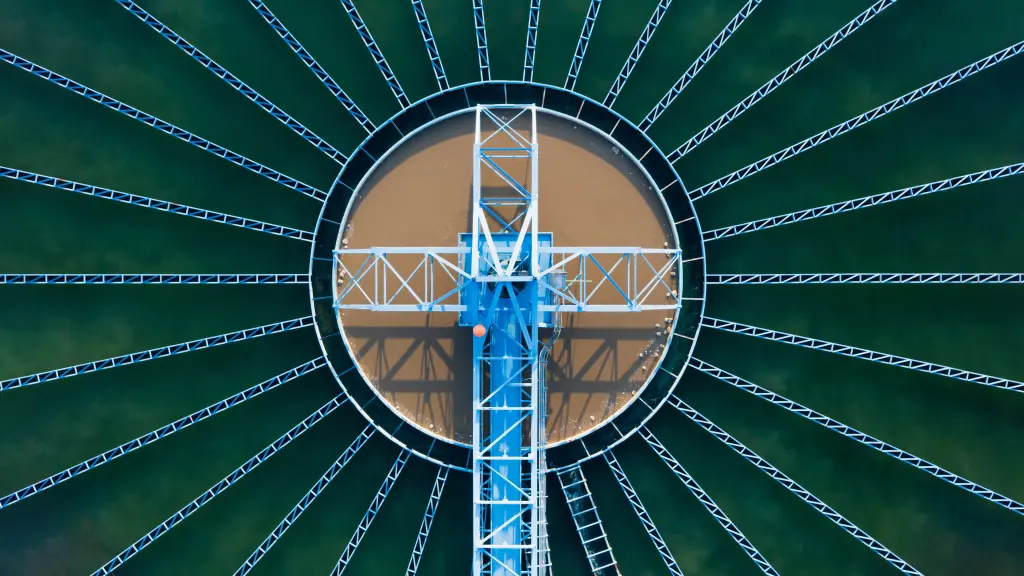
[333,247,686,313]
[247,0,375,132]
[667,0,898,158]
[331,450,412,575]
[565,0,602,91]
[91,394,349,575]
[703,317,1024,394]
[112,0,346,163]
[523,0,542,82]
[406,467,450,576]
[0,49,326,201]
[556,465,620,575]
[604,0,672,107]
[639,0,764,131]
[640,428,779,575]
[708,273,1024,285]
[688,41,1024,200]
[692,359,1024,516]
[603,451,683,576]
[0,316,313,392]
[0,274,310,285]
[473,0,490,82]
[703,163,1024,240]
[0,167,315,242]
[0,358,328,510]
[411,0,449,91]
[235,423,375,575]
[665,395,923,575]
[340,0,409,108]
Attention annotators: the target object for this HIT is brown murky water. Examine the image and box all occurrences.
[338,111,676,444]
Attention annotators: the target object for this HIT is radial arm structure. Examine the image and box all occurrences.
[702,317,1024,393]
[112,0,347,163]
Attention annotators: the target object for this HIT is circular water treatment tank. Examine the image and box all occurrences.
[336,109,679,446]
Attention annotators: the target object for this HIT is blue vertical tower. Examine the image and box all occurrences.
[334,105,683,575]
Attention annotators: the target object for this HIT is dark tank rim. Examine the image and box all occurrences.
[308,80,707,472]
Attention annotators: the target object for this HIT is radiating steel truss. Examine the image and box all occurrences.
[332,450,411,574]
[668,0,898,158]
[688,40,1024,200]
[708,273,1024,285]
[406,467,450,576]
[236,424,375,575]
[0,274,310,285]
[0,167,314,242]
[1,358,328,510]
[93,394,350,575]
[411,0,449,91]
[639,0,763,131]
[473,0,491,82]
[565,0,602,91]
[247,0,375,132]
[1,316,314,392]
[0,49,326,200]
[703,162,1024,240]
[703,317,1024,393]
[604,0,672,107]
[641,428,778,575]
[523,0,542,82]
[666,396,923,575]
[692,359,1024,516]
[340,0,409,108]
[603,451,682,575]
[112,0,346,163]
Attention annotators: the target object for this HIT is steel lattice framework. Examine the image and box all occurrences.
[0,274,311,285]
[333,105,682,575]
[2,0,1022,574]
[702,317,1024,393]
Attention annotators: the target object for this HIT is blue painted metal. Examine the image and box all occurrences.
[0,358,327,510]
[638,0,763,131]
[565,0,602,92]
[603,0,672,108]
[332,450,412,575]
[91,394,348,576]
[702,317,1024,394]
[666,396,923,575]
[0,49,327,200]
[523,0,542,83]
[334,246,683,312]
[339,0,410,108]
[411,0,449,91]
[688,40,1024,199]
[556,465,620,575]
[0,274,310,285]
[603,451,683,576]
[235,423,375,576]
[692,359,1024,516]
[473,0,491,82]
[0,167,315,242]
[708,273,1024,285]
[640,428,778,575]
[332,105,684,574]
[112,0,347,163]
[406,466,450,576]
[668,0,899,159]
[704,163,1024,240]
[247,0,375,132]
[0,317,314,392]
